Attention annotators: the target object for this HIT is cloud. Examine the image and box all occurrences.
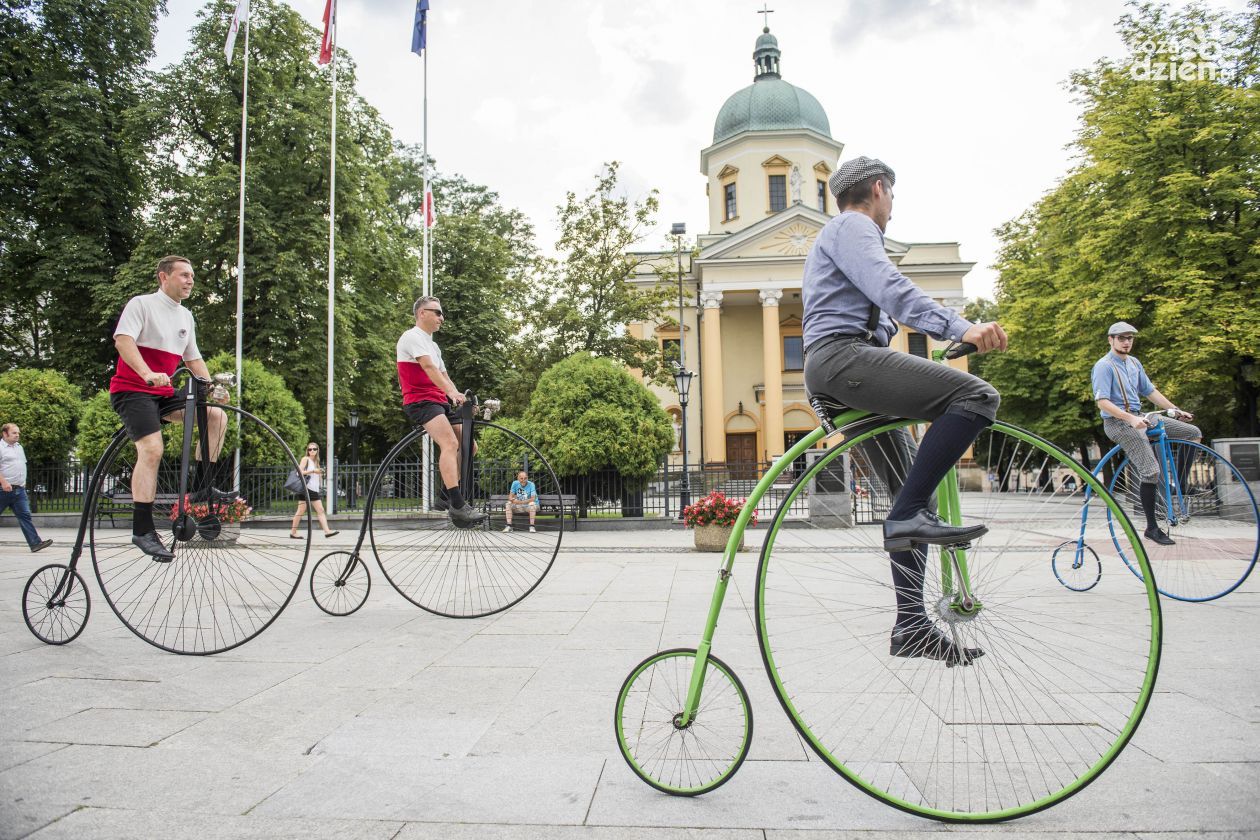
[830,0,1037,42]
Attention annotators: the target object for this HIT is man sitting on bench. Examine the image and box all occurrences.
[504,470,537,533]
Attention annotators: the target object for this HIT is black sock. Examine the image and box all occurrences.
[446,485,465,509]
[134,501,154,537]
[891,545,929,631]
[1140,481,1158,530]
[196,460,222,491]
[887,412,992,522]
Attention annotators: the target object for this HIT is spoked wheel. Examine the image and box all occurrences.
[88,406,310,654]
[1106,440,1259,602]
[615,648,753,795]
[310,550,371,616]
[23,564,91,645]
[1051,541,1102,592]
[756,419,1161,821]
[368,421,562,617]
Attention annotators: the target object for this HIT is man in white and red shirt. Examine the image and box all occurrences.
[397,296,485,527]
[109,255,227,560]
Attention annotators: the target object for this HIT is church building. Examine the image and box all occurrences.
[629,26,975,466]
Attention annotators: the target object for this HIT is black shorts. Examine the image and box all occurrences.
[111,388,190,442]
[403,400,457,428]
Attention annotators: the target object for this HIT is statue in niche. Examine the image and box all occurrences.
[789,164,803,204]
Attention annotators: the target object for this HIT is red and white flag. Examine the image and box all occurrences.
[423,189,437,229]
[224,0,250,64]
[318,0,336,66]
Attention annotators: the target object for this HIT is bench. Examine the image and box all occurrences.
[97,491,181,528]
[487,493,578,531]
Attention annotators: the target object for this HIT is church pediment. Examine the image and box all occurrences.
[699,204,829,261]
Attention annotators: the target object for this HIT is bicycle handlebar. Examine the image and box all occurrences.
[944,342,978,360]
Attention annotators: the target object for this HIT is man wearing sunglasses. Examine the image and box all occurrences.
[1092,321,1201,546]
[397,296,485,527]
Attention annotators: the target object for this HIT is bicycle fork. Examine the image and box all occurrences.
[678,557,737,728]
[936,466,981,619]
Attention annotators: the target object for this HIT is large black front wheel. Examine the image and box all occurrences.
[88,405,310,654]
[367,420,563,617]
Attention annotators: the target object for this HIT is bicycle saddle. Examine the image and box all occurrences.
[808,393,847,433]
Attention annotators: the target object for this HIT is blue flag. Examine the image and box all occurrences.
[411,0,429,55]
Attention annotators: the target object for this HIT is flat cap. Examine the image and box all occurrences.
[829,156,896,200]
[1107,321,1139,336]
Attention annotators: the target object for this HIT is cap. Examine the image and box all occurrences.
[829,156,896,201]
[1107,321,1139,336]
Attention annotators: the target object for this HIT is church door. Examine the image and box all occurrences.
[725,433,758,480]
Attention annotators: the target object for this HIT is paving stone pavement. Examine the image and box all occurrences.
[1,527,1257,839]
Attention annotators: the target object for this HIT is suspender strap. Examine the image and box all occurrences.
[864,302,880,341]
[1109,359,1131,408]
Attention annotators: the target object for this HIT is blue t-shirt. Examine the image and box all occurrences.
[1091,352,1153,418]
[509,480,536,501]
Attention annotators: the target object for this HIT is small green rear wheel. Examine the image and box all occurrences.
[614,648,752,795]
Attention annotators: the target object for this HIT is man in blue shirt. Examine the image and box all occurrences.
[1091,321,1201,546]
[504,470,537,533]
[803,156,1007,666]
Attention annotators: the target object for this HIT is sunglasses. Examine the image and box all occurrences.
[307,447,319,451]
[421,308,445,317]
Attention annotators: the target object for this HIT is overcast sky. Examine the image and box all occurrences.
[153,0,1246,299]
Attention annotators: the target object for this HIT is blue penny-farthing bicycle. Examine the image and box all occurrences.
[1052,410,1259,601]
[615,343,1163,822]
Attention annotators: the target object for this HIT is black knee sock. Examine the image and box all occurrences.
[446,485,465,509]
[134,501,154,536]
[891,545,929,631]
[193,460,221,491]
[1140,481,1158,530]
[887,412,992,522]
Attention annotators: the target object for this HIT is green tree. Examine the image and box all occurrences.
[119,0,415,455]
[0,369,80,463]
[988,1,1260,448]
[521,162,674,391]
[0,0,164,389]
[502,353,674,480]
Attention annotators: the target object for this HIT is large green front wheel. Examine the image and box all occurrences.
[755,419,1162,821]
[614,648,752,795]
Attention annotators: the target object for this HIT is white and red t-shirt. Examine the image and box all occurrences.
[396,326,447,405]
[109,291,201,397]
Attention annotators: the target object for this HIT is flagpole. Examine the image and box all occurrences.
[233,9,251,492]
[420,10,432,513]
[325,0,338,516]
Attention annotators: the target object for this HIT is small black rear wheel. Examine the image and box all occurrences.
[23,564,90,645]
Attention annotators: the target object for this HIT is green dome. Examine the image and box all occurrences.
[712,28,832,144]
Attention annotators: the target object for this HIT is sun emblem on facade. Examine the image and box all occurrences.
[761,222,816,256]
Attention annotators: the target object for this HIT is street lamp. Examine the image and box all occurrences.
[347,409,360,508]
[669,222,690,514]
[673,362,694,513]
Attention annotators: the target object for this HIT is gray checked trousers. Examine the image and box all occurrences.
[1102,415,1202,482]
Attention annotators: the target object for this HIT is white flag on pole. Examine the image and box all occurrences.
[224,0,250,64]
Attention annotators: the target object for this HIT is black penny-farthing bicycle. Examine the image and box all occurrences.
[308,394,565,618]
[21,369,311,654]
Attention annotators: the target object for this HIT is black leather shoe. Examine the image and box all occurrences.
[1144,526,1176,546]
[132,531,174,562]
[883,509,988,551]
[32,539,53,553]
[447,503,486,529]
[188,486,238,504]
[890,624,984,666]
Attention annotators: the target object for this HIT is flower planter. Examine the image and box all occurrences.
[694,523,743,553]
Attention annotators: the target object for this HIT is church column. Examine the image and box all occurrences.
[700,290,725,463]
[760,288,785,459]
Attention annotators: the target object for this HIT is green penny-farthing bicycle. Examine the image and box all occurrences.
[615,344,1163,822]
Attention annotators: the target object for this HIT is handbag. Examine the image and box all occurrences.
[284,469,308,496]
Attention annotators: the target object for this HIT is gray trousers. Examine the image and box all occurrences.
[804,337,1000,422]
[1102,415,1202,482]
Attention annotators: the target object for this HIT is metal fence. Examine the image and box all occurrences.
[22,457,815,521]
